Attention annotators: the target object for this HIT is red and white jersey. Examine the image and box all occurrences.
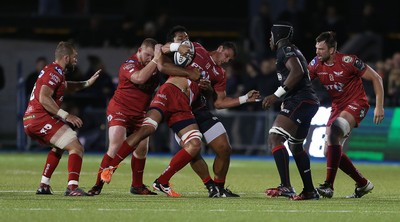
[24,62,66,119]
[108,54,159,116]
[308,52,368,108]
[190,42,226,93]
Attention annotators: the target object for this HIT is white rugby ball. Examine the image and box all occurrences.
[173,40,195,67]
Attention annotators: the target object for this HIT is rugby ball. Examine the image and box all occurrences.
[173,40,195,67]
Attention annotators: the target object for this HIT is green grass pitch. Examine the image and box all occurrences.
[0,152,399,222]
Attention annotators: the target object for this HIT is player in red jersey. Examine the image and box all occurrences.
[308,31,384,198]
[88,38,199,195]
[167,26,261,197]
[99,43,204,197]
[23,41,101,196]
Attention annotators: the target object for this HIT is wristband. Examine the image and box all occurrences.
[57,109,69,120]
[169,43,180,52]
[83,81,89,87]
[151,59,157,65]
[274,86,288,98]
[239,94,249,105]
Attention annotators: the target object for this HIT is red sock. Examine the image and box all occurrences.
[67,153,82,190]
[339,153,368,186]
[158,149,193,184]
[326,145,342,187]
[202,176,212,184]
[131,155,146,187]
[109,141,135,167]
[42,150,62,178]
[95,154,113,185]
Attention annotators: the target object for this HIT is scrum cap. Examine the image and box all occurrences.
[271,22,293,45]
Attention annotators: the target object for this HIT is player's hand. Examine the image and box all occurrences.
[373,106,384,125]
[65,114,83,128]
[153,44,162,61]
[262,94,278,110]
[199,78,212,91]
[246,90,261,102]
[86,69,102,87]
[178,44,191,57]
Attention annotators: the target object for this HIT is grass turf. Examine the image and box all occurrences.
[0,153,399,222]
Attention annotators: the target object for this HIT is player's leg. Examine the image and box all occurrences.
[36,147,64,195]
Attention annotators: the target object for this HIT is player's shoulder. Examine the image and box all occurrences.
[336,52,365,70]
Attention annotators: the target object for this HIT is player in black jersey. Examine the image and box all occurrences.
[262,21,320,200]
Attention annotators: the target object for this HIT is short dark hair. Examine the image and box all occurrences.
[316,31,337,49]
[166,25,188,42]
[220,41,237,58]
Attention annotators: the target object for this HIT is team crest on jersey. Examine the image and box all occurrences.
[54,66,63,75]
[342,56,353,63]
[310,58,317,66]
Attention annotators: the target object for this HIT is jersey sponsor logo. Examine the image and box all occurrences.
[50,73,61,83]
[317,72,328,75]
[342,56,353,63]
[354,58,365,71]
[324,82,344,92]
[40,123,52,135]
[49,81,55,86]
[212,67,219,76]
[156,93,167,100]
[348,104,358,111]
[152,100,165,107]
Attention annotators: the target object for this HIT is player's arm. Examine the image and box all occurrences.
[361,65,385,124]
[129,44,162,84]
[156,55,200,81]
[213,89,260,109]
[262,56,303,110]
[283,57,305,90]
[39,85,83,128]
[65,69,101,92]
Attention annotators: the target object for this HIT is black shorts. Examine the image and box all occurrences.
[280,99,319,128]
[193,107,221,134]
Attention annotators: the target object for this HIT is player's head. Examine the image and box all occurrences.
[138,38,158,65]
[213,41,237,66]
[167,25,189,43]
[270,21,293,48]
[315,31,337,62]
[316,31,337,50]
[55,41,77,70]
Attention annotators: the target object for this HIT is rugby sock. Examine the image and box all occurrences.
[109,141,135,167]
[271,144,291,187]
[214,178,226,190]
[41,150,62,180]
[293,150,314,192]
[202,176,213,185]
[339,153,368,186]
[325,145,342,187]
[131,154,146,187]
[67,153,82,190]
[158,149,192,185]
[95,154,113,185]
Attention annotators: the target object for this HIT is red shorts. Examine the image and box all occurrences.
[149,83,195,128]
[328,100,370,127]
[106,108,145,134]
[23,114,65,145]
